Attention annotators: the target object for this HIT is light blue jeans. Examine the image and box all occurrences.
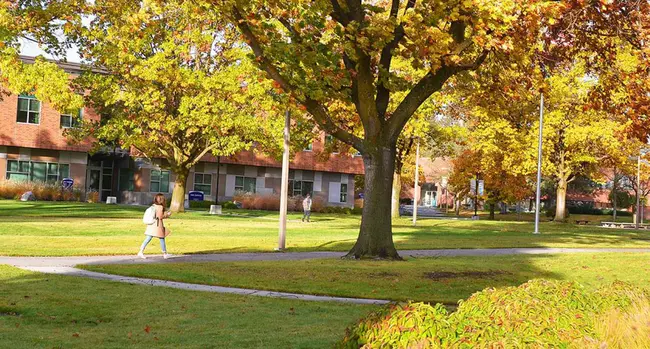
[140,235,166,253]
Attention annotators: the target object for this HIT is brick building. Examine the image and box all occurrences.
[0,57,363,207]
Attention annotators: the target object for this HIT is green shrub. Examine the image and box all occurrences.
[602,209,633,217]
[188,200,214,209]
[545,206,570,219]
[568,206,604,215]
[221,201,238,209]
[322,206,354,214]
[339,280,647,348]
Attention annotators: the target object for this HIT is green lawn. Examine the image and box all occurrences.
[83,253,650,305]
[2,200,649,256]
[0,265,373,348]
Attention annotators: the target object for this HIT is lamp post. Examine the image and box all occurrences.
[637,152,641,229]
[534,93,544,235]
[276,110,290,251]
[412,139,420,226]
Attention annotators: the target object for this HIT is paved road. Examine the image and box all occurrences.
[5,248,650,305]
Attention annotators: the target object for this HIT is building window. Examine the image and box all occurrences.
[194,173,212,194]
[288,180,313,197]
[17,95,41,124]
[150,170,170,193]
[340,183,348,203]
[325,134,339,154]
[234,176,256,193]
[119,169,135,191]
[6,160,30,181]
[61,108,83,128]
[6,160,69,182]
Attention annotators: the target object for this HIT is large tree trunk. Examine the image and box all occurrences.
[489,203,495,220]
[554,178,568,222]
[391,172,401,218]
[169,170,188,213]
[345,146,400,260]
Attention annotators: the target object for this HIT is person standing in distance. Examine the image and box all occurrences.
[302,193,312,222]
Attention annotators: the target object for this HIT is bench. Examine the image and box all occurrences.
[575,220,589,225]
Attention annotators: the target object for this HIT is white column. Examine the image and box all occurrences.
[534,93,544,235]
[412,139,420,226]
[277,110,290,250]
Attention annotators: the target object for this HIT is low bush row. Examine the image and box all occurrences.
[0,181,84,202]
[545,206,633,218]
[339,279,649,348]
[230,192,361,214]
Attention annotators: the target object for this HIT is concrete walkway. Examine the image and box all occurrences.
[4,248,650,268]
[4,248,650,305]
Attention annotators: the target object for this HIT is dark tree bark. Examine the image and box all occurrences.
[489,203,496,220]
[345,145,401,259]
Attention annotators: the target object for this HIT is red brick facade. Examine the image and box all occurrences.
[0,93,98,152]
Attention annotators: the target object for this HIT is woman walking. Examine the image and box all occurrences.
[138,193,172,259]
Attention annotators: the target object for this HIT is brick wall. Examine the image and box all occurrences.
[0,94,99,152]
[204,134,364,175]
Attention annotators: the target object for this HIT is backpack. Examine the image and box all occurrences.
[143,205,157,225]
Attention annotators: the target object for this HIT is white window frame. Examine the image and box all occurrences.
[234,176,256,193]
[194,172,212,194]
[6,160,69,182]
[61,108,84,129]
[17,95,41,125]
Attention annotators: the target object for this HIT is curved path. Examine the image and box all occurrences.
[3,248,650,305]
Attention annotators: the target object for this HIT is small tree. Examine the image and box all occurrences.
[65,1,302,212]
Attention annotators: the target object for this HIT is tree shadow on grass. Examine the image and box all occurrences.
[0,265,372,349]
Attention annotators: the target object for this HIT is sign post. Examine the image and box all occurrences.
[62,178,74,191]
[188,191,205,202]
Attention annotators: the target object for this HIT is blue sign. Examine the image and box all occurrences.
[358,193,364,199]
[188,191,205,201]
[62,178,74,190]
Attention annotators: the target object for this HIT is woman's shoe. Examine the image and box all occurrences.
[137,251,146,259]
[163,253,172,259]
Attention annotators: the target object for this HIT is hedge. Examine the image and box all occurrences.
[339,279,649,348]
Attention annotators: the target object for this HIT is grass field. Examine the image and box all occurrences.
[82,253,650,305]
[2,200,649,256]
[0,265,373,348]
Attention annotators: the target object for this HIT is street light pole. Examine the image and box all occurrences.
[276,110,290,250]
[534,93,544,235]
[636,151,641,229]
[412,139,420,226]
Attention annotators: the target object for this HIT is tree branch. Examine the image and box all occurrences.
[376,0,416,119]
[232,6,364,152]
[329,0,349,26]
[191,142,220,165]
[386,67,454,142]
